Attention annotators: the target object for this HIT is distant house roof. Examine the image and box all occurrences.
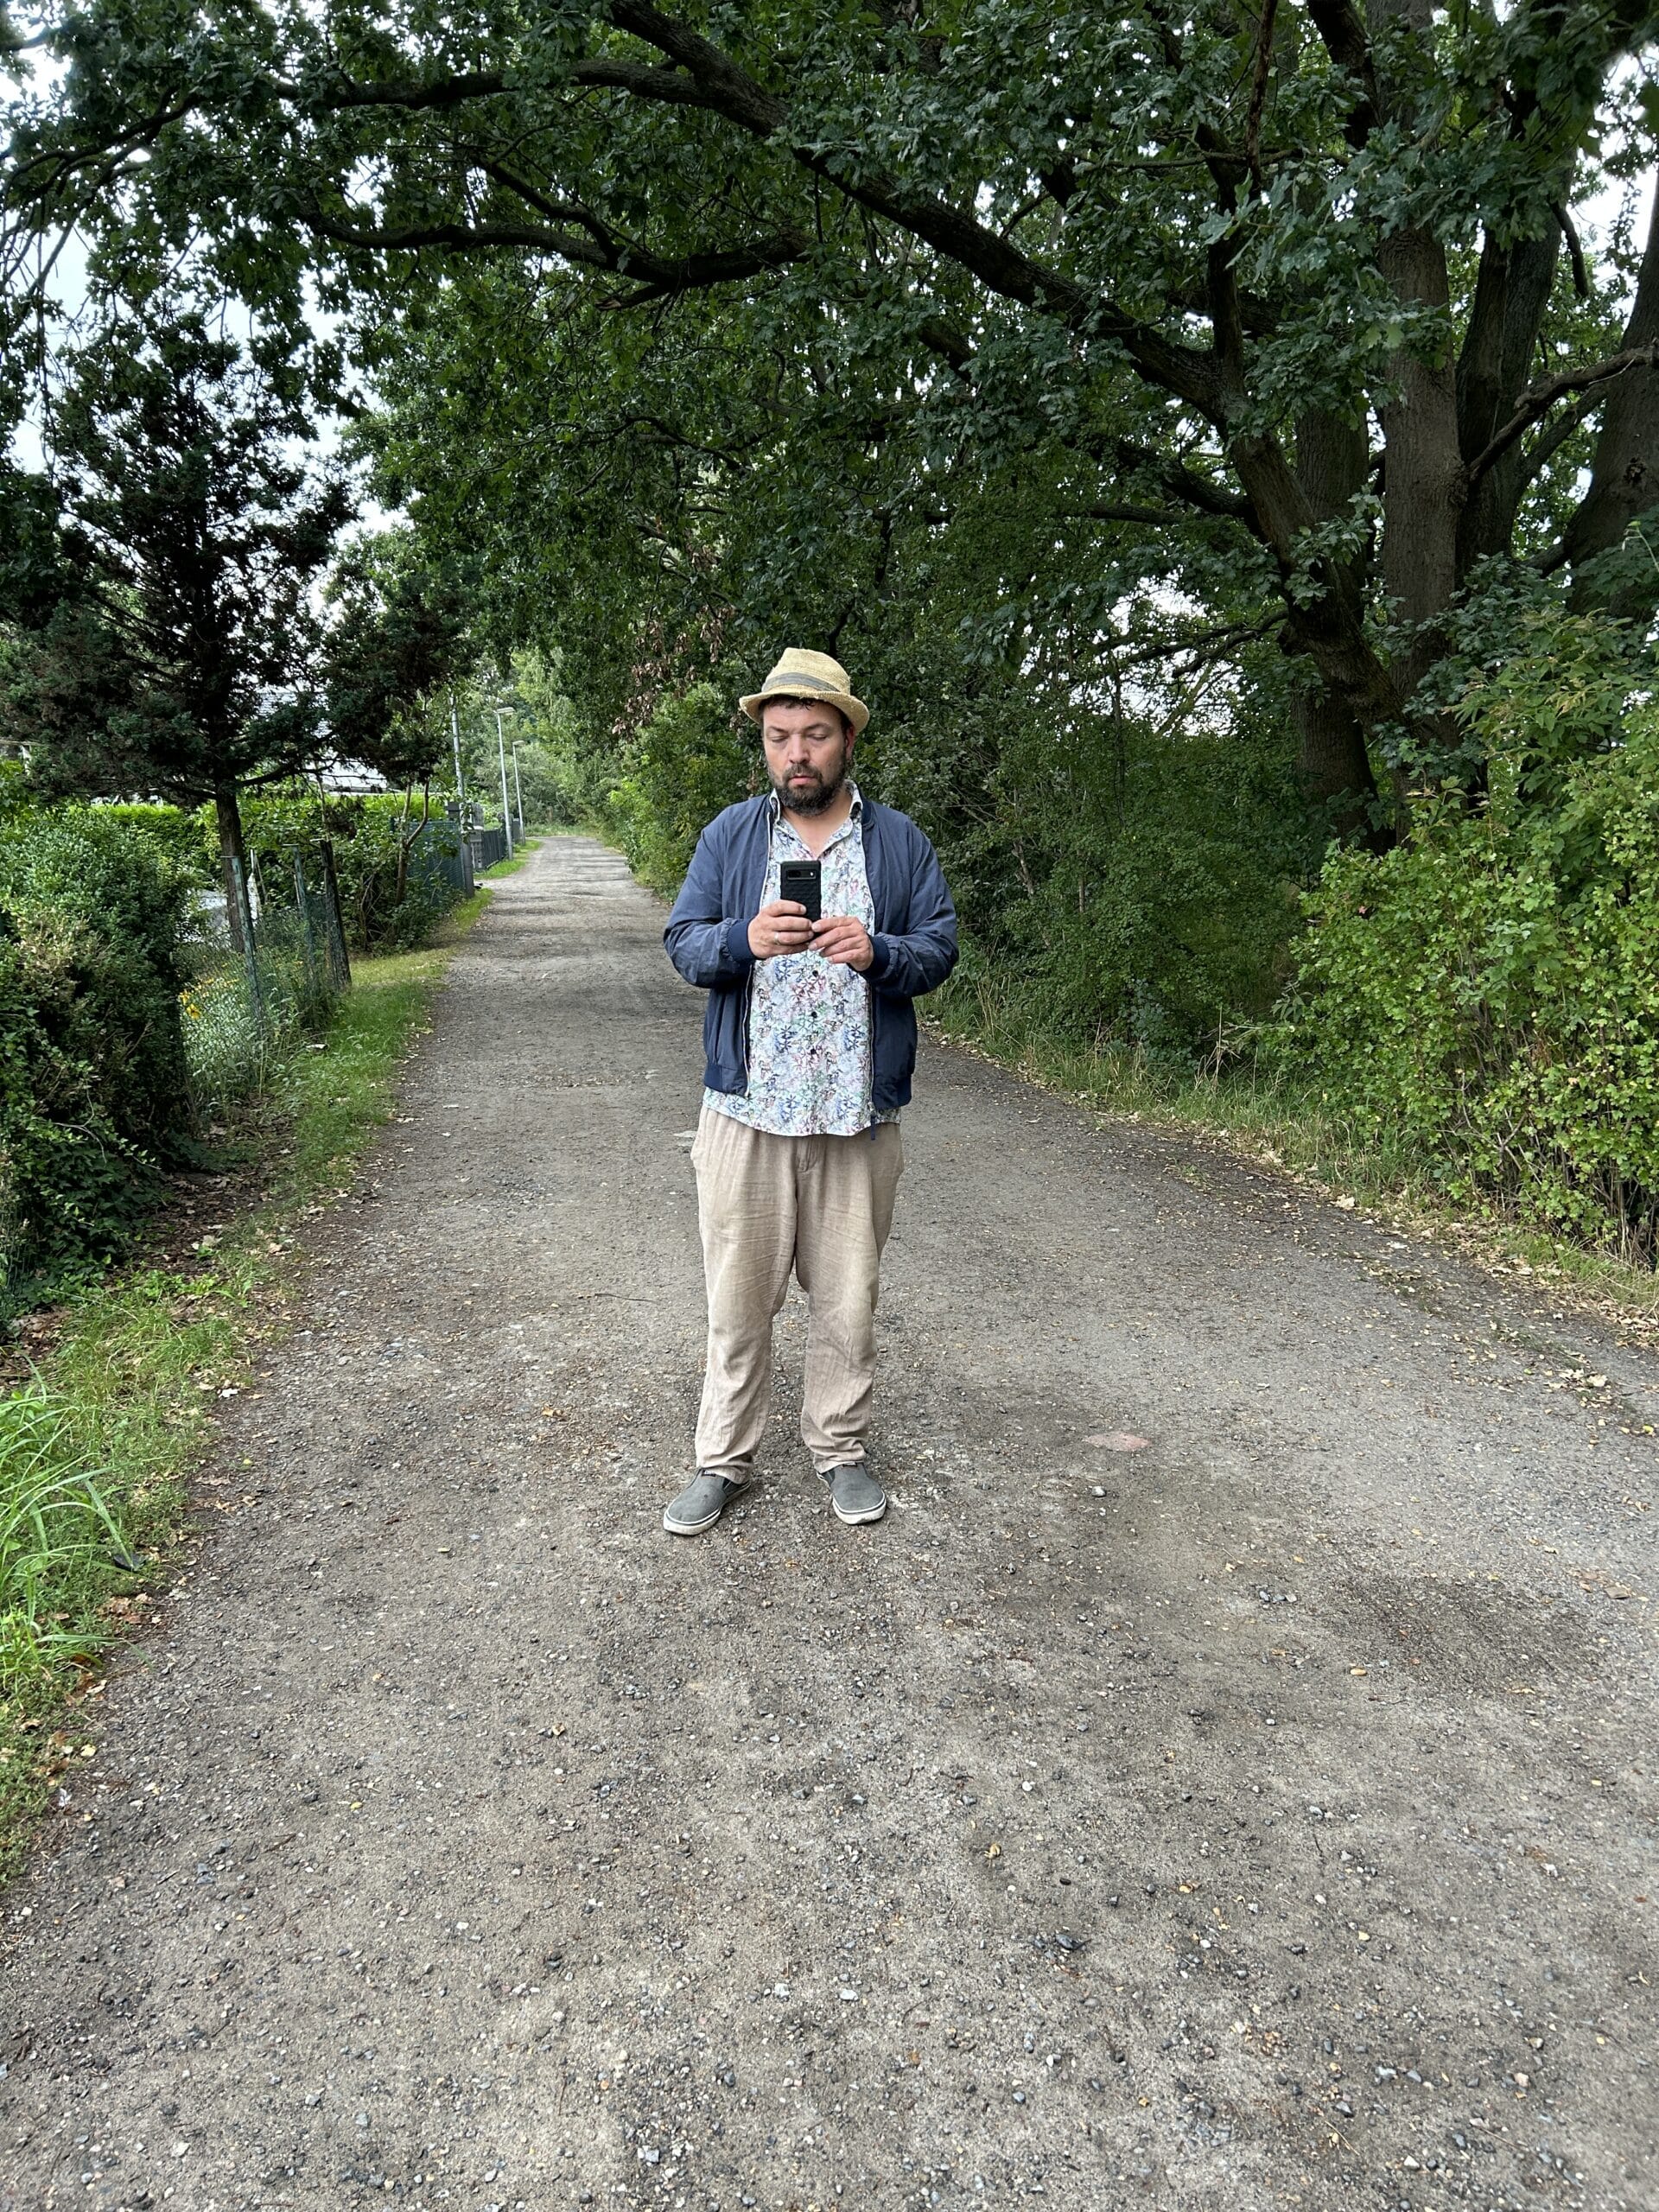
[314,753,389,794]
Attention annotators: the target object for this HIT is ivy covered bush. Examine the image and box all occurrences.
[0,809,192,1306]
[1283,618,1659,1260]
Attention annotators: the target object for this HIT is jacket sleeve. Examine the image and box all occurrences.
[867,826,959,1000]
[664,822,759,990]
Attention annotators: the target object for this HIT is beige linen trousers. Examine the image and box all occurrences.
[690,1104,904,1478]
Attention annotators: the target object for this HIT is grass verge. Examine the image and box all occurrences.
[478,832,544,880]
[0,907,489,1882]
[930,976,1659,1334]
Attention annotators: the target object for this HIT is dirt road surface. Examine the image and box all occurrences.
[3,835,1655,2212]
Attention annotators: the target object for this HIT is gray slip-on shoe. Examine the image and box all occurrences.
[823,1462,887,1525]
[662,1471,741,1536]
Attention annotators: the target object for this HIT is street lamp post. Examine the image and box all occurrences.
[493,705,515,857]
[449,690,467,824]
[510,742,525,840]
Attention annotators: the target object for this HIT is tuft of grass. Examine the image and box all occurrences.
[476,833,543,881]
[931,975,1659,1331]
[0,1395,132,1681]
[0,925,483,1879]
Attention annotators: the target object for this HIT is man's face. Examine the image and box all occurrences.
[760,701,854,815]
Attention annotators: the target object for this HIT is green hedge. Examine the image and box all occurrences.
[95,803,217,887]
[0,785,467,1311]
[1281,616,1659,1259]
[0,810,192,1307]
[68,791,471,954]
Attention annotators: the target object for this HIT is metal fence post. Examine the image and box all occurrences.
[495,707,514,856]
[294,855,322,994]
[450,690,467,815]
[229,855,266,1035]
[317,840,353,989]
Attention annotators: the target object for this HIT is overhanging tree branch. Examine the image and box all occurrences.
[603,1,1224,413]
[1300,0,1379,145]
[270,68,508,111]
[2,7,1220,410]
[293,196,807,296]
[1111,440,1261,528]
[1464,340,1659,489]
[270,57,712,111]
[1516,388,1604,491]
[1070,503,1237,528]
[914,315,975,373]
[1245,0,1280,195]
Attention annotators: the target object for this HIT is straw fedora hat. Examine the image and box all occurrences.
[740,648,869,736]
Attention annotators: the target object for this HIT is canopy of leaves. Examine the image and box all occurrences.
[6,0,1659,833]
[320,534,478,787]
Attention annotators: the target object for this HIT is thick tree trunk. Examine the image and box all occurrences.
[1456,230,1560,574]
[1284,408,1384,839]
[213,783,249,954]
[1375,226,1463,706]
[1562,176,1659,608]
[1287,685,1382,842]
[1229,429,1393,835]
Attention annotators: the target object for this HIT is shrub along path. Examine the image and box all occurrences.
[1,836,1654,2212]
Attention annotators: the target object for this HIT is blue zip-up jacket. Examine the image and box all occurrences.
[664,793,959,1114]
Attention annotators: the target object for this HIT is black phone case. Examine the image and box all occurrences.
[778,860,822,922]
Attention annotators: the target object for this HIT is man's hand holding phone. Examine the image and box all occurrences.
[810,915,874,970]
[747,901,874,968]
[748,899,816,959]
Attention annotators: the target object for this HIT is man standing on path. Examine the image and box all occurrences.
[661,649,958,1535]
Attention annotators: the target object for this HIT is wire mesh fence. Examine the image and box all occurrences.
[178,855,348,1112]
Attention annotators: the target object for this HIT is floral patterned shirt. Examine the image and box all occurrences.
[704,788,899,1138]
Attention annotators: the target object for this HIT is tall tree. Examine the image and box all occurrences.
[320,531,477,905]
[0,300,353,922]
[321,533,475,786]
[8,3,1657,832]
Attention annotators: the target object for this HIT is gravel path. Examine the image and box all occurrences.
[3,834,1655,2212]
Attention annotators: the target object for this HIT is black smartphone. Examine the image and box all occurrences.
[777,858,822,923]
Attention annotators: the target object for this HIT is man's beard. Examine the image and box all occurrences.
[769,744,851,815]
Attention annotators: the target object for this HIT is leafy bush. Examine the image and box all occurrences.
[1281,616,1659,1258]
[879,683,1311,1058]
[600,684,757,892]
[96,802,216,887]
[0,809,192,1305]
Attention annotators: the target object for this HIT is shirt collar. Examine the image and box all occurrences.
[767,781,863,826]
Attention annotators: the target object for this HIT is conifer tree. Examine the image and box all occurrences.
[0,299,353,931]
